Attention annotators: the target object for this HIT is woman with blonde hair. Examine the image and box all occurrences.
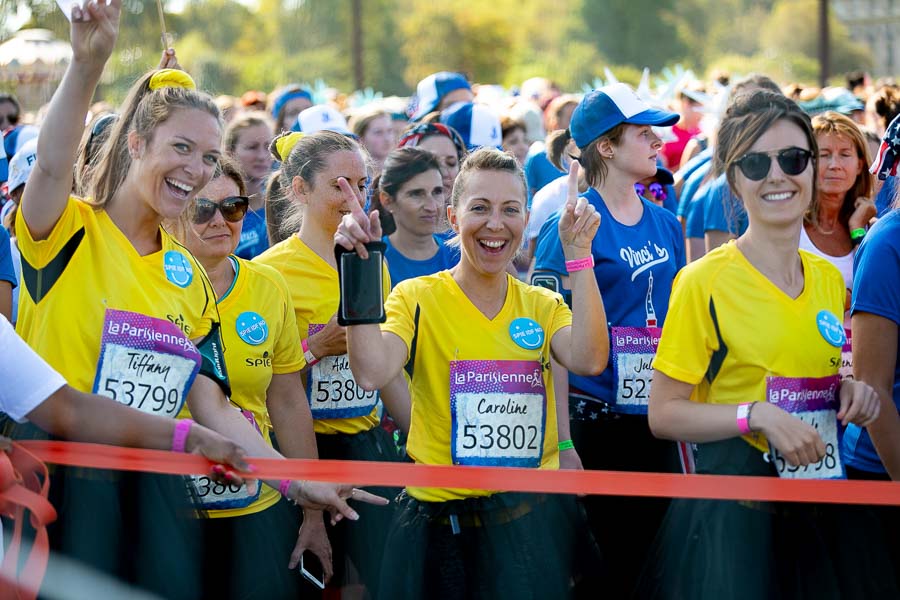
[803,111,876,308]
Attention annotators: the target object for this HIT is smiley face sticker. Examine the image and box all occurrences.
[236,311,269,346]
[509,317,545,350]
[164,251,194,288]
[816,310,846,348]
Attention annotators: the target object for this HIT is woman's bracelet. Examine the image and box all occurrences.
[736,402,756,435]
[301,338,319,367]
[171,419,193,453]
[850,227,866,246]
[565,256,594,273]
[558,439,575,451]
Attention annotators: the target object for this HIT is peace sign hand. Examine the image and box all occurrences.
[334,178,382,259]
[69,0,121,68]
[557,162,600,260]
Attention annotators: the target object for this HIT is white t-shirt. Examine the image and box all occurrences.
[525,175,569,241]
[799,226,855,291]
[0,315,65,422]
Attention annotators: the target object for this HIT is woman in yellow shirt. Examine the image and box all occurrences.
[13,4,382,595]
[640,91,893,599]
[173,156,334,596]
[255,130,406,596]
[337,148,609,598]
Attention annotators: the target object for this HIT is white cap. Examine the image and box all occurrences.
[296,105,351,135]
[7,138,37,193]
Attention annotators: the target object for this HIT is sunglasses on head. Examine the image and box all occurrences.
[192,196,250,224]
[732,147,812,181]
[634,182,667,201]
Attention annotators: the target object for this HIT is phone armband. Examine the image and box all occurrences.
[335,241,387,326]
[197,322,232,398]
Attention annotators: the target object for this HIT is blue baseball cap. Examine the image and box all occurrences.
[411,72,472,121]
[570,83,679,148]
[439,102,502,151]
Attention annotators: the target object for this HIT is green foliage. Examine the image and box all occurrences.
[0,0,883,105]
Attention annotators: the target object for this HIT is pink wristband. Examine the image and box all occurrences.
[172,419,194,453]
[301,338,319,367]
[278,479,292,498]
[736,403,753,435]
[565,256,594,273]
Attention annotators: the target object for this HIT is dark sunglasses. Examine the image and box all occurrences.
[732,147,813,181]
[635,182,667,202]
[192,196,250,224]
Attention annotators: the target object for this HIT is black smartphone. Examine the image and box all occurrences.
[336,242,387,326]
[300,552,325,590]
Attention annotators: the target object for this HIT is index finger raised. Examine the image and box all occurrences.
[566,161,580,208]
[337,177,367,221]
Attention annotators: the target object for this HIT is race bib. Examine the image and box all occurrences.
[191,409,262,510]
[839,329,853,381]
[611,326,661,414]
[92,309,201,418]
[766,375,844,480]
[450,360,547,467]
[306,324,378,419]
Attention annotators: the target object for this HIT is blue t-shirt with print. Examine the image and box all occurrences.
[383,235,460,287]
[841,209,900,473]
[702,173,748,236]
[534,187,685,412]
[234,208,269,260]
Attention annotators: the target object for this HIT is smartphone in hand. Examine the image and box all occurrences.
[300,552,326,590]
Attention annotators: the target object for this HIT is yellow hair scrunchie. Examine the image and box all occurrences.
[148,69,197,91]
[275,132,304,161]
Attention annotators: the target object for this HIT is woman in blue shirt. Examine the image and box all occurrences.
[532,83,685,597]
[370,147,460,286]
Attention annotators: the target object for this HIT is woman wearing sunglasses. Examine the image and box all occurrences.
[171,156,333,597]
[531,83,686,598]
[12,4,382,594]
[640,91,893,599]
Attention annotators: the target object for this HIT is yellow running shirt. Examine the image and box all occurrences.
[382,270,572,502]
[189,257,305,518]
[16,197,217,411]
[255,235,389,435]
[653,242,845,453]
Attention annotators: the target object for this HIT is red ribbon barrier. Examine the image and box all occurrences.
[17,440,900,506]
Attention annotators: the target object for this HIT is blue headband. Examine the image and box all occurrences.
[271,89,313,120]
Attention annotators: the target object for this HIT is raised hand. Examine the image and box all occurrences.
[557,162,600,260]
[156,47,183,71]
[334,177,382,259]
[70,0,121,68]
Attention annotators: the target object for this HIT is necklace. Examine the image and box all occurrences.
[817,221,837,235]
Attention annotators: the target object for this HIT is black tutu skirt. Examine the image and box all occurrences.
[377,490,603,600]
[635,437,899,600]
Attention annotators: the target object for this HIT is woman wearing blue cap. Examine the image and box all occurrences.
[532,82,685,597]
